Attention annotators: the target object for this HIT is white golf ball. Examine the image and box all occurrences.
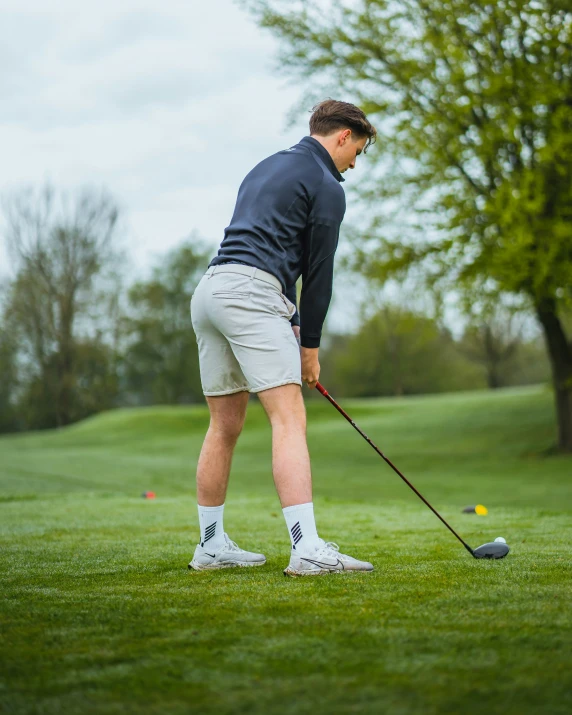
[494,537,506,543]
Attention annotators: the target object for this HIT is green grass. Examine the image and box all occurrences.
[1,385,571,714]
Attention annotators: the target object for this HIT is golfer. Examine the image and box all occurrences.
[189,100,377,576]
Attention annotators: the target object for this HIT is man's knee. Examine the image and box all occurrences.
[209,414,245,444]
[205,392,249,445]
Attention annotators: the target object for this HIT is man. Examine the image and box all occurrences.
[189,99,376,576]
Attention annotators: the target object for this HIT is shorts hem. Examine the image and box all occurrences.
[203,386,250,397]
[250,379,302,394]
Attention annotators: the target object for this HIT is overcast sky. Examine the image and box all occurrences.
[0,0,370,330]
[0,1,293,262]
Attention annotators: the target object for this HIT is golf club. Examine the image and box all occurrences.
[315,382,510,559]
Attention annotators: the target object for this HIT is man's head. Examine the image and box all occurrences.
[309,99,377,173]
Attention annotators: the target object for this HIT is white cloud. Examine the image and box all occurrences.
[0,0,367,330]
[0,0,309,274]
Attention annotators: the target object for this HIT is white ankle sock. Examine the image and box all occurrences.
[282,502,321,554]
[197,503,226,551]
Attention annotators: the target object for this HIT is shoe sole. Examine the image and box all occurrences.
[284,568,334,577]
[189,559,266,571]
[283,567,373,577]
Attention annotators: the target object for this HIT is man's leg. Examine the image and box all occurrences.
[258,383,373,576]
[257,384,320,554]
[196,391,250,506]
[256,383,312,507]
[189,390,266,570]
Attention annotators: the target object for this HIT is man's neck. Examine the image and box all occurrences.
[309,134,337,163]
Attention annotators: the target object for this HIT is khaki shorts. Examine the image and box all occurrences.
[190,264,302,396]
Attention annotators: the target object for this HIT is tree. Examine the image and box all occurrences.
[324,305,484,397]
[460,315,553,388]
[2,184,123,428]
[246,0,572,450]
[0,280,21,432]
[121,237,210,405]
[459,306,525,388]
[461,322,520,389]
[506,335,551,386]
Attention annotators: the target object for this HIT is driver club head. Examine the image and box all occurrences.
[472,542,510,559]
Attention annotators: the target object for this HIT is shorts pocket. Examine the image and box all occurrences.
[212,291,251,299]
[282,295,296,315]
[281,294,296,318]
[272,294,295,319]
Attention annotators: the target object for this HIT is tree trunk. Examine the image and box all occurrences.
[58,298,76,427]
[484,326,501,389]
[486,364,502,390]
[536,299,572,452]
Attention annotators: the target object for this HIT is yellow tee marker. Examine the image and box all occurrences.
[475,504,488,516]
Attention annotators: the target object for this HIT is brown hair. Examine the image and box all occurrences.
[309,99,377,152]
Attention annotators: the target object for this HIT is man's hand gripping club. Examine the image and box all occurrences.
[292,325,320,390]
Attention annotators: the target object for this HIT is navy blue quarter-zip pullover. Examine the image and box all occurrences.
[209,136,346,348]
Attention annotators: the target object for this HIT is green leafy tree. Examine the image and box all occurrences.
[121,237,210,405]
[13,338,119,430]
[323,306,484,397]
[246,0,572,450]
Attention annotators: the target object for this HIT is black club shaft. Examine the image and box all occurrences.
[315,382,475,556]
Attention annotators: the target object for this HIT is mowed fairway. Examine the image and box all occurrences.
[1,385,571,715]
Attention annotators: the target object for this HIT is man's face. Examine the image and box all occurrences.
[334,130,368,173]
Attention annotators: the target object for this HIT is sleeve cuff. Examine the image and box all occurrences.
[300,334,321,348]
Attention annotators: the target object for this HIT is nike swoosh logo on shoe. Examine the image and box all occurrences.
[204,552,216,558]
[300,557,344,570]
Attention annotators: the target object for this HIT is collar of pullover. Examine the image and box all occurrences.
[299,136,345,183]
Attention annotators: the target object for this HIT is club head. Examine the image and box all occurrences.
[472,542,510,559]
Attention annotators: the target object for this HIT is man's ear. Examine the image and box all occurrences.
[339,129,352,145]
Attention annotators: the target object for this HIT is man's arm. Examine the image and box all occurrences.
[299,181,346,349]
[297,181,345,389]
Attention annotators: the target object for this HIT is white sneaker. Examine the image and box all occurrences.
[188,533,266,571]
[284,539,374,577]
